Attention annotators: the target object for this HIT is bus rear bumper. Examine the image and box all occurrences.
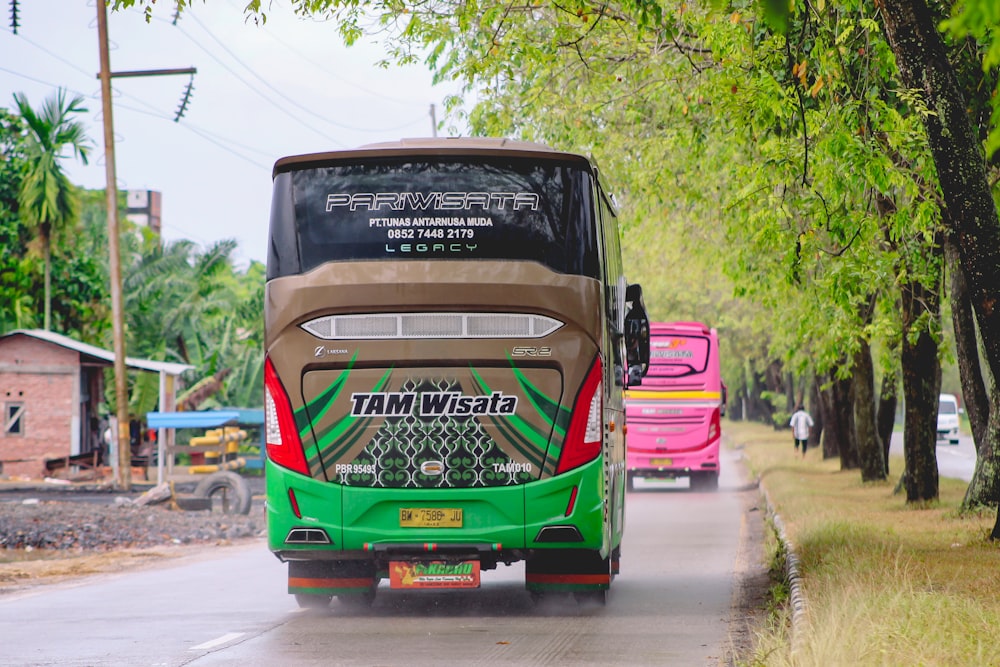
[266,457,610,558]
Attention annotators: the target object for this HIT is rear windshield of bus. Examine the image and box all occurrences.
[268,157,600,280]
[647,335,710,377]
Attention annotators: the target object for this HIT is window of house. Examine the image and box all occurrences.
[4,403,24,436]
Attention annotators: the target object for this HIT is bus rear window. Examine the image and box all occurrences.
[647,336,710,376]
[268,158,600,279]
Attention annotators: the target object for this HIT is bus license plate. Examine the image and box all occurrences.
[399,508,463,528]
[650,458,673,466]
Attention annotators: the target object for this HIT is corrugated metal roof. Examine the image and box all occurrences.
[2,329,193,375]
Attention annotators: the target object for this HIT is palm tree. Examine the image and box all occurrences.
[13,88,92,331]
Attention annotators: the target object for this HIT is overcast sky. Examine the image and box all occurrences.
[1,0,463,266]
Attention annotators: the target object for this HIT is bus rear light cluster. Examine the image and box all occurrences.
[264,357,310,476]
[300,312,563,340]
[707,407,721,443]
[556,357,603,474]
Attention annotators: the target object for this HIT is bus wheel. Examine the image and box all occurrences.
[626,472,636,492]
[573,589,608,606]
[690,472,719,492]
[295,593,332,609]
[337,589,376,609]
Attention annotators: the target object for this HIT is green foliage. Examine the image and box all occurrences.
[942,0,1000,158]
[118,235,264,412]
[12,88,94,331]
[98,0,1000,422]
[221,0,961,408]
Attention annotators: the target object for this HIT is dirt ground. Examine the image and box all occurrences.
[0,487,266,594]
[718,450,774,667]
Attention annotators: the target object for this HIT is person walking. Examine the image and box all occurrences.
[789,405,814,456]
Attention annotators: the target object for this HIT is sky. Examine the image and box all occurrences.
[0,0,464,267]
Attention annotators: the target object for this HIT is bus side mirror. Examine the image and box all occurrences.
[624,283,650,378]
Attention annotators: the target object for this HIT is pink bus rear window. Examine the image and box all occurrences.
[648,336,710,376]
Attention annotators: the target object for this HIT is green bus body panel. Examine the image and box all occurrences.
[266,457,611,555]
[340,483,526,549]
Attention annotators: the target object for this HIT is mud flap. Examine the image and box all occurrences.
[288,559,377,599]
[524,548,611,594]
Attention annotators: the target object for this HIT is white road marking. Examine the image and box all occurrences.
[190,632,245,650]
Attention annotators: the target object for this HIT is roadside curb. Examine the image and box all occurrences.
[760,483,807,655]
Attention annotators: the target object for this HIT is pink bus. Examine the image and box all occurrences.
[624,322,724,491]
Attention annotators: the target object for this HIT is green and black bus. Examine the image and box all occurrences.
[264,137,649,607]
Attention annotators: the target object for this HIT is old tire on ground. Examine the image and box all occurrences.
[193,470,252,515]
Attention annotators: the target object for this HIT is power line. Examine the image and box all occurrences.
[167,6,430,133]
[162,15,346,146]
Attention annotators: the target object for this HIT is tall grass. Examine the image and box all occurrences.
[729,420,1000,667]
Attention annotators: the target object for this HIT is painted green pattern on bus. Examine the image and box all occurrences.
[318,366,393,462]
[468,367,547,469]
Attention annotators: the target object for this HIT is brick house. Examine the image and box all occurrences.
[0,329,191,479]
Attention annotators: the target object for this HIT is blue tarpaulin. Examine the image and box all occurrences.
[146,410,242,429]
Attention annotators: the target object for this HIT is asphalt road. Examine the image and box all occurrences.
[0,448,761,667]
[888,431,976,482]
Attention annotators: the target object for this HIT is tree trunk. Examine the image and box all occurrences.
[42,225,51,332]
[964,387,1000,509]
[746,367,775,424]
[900,278,941,503]
[879,0,1000,404]
[877,371,898,475]
[832,370,860,470]
[808,377,824,450]
[819,378,839,460]
[854,336,886,481]
[944,231,1000,509]
[944,234,989,447]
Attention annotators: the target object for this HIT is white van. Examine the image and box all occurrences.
[937,394,962,445]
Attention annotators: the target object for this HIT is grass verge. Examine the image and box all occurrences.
[727,419,1000,667]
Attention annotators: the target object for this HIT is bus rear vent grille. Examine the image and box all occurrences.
[301,312,563,340]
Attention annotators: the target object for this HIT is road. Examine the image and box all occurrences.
[0,450,761,667]
[888,431,976,482]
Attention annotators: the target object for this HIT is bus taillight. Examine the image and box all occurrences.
[264,357,310,476]
[556,357,603,474]
[708,406,721,443]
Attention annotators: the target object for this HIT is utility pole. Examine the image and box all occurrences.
[429,104,437,137]
[95,6,196,491]
[96,1,131,491]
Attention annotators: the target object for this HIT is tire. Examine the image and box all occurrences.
[690,472,719,493]
[573,589,608,606]
[193,470,252,515]
[295,593,332,609]
[626,472,636,492]
[337,589,376,609]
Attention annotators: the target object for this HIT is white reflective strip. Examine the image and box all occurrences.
[189,632,245,651]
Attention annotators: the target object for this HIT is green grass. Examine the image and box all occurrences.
[728,420,1000,667]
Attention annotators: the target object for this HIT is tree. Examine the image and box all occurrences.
[127,0,994,506]
[877,0,1000,517]
[0,108,38,333]
[12,88,92,331]
[120,237,264,410]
